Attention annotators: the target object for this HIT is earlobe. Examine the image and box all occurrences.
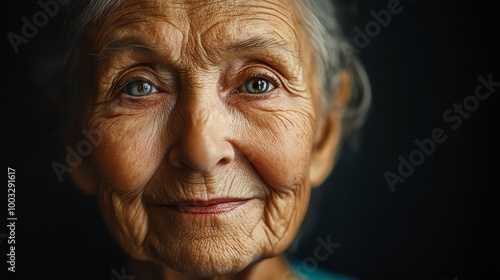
[309,70,352,187]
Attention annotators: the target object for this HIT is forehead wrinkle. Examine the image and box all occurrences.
[91,13,188,68]
[186,0,301,53]
[234,0,301,40]
[89,1,150,48]
[90,0,188,54]
[196,19,301,70]
[197,8,300,48]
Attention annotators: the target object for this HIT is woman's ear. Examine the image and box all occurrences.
[309,70,352,187]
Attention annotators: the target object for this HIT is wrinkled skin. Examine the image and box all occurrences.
[71,0,344,279]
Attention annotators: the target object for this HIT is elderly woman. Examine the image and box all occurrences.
[61,0,370,279]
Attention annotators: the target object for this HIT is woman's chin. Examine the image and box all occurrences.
[155,249,257,277]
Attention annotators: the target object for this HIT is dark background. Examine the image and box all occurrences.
[3,0,498,279]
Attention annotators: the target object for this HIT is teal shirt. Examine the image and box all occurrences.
[288,259,358,280]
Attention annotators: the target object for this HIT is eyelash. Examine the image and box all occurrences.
[249,71,280,86]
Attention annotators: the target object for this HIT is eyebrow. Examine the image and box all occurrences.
[93,39,160,64]
[223,36,298,57]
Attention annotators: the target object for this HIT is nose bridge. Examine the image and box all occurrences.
[184,99,216,143]
[169,77,233,172]
[180,77,220,140]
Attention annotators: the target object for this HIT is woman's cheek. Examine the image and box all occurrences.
[242,112,313,191]
[92,114,164,191]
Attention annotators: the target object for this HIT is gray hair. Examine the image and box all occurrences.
[300,0,371,158]
[63,0,371,160]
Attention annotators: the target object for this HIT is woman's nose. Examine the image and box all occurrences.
[168,100,235,172]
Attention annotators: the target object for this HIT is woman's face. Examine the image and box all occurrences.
[75,0,337,276]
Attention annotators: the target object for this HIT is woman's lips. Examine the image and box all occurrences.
[166,199,249,214]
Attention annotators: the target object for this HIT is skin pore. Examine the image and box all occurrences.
[70,0,344,279]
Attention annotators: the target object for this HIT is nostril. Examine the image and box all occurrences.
[219,158,228,165]
[217,156,231,166]
[217,142,236,166]
[168,140,235,172]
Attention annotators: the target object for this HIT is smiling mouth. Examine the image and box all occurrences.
[166,199,249,214]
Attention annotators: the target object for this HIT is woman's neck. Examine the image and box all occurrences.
[128,254,299,280]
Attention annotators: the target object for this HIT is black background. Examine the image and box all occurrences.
[2,0,498,279]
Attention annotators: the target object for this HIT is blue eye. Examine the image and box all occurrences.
[124,80,157,96]
[243,78,274,94]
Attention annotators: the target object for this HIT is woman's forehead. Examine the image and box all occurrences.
[88,0,304,53]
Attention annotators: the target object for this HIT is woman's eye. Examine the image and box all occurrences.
[240,78,275,94]
[123,80,157,96]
